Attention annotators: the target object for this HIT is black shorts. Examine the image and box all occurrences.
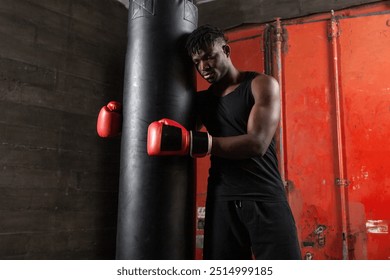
[203,199,302,260]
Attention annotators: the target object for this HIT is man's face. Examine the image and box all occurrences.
[190,41,230,84]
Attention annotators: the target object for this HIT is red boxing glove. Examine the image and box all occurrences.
[147,118,212,158]
[97,101,122,138]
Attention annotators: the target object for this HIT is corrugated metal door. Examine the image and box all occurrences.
[282,6,390,259]
[281,6,390,260]
[338,10,390,260]
[281,16,343,260]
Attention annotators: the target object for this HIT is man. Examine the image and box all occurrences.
[184,24,301,260]
[146,24,301,259]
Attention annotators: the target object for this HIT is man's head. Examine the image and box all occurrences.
[185,24,228,56]
[185,25,232,84]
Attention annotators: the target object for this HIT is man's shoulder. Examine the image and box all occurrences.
[251,73,278,87]
[250,73,279,101]
[244,71,276,85]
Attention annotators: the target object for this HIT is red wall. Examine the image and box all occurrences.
[195,2,390,260]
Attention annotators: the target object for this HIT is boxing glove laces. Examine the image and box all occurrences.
[147,118,212,157]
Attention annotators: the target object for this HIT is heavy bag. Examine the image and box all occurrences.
[116,0,198,259]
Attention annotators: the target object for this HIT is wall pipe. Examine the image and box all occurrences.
[330,10,350,260]
[272,18,288,193]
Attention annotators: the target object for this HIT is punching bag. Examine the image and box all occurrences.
[116,0,198,259]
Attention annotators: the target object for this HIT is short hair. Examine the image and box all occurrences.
[185,24,228,55]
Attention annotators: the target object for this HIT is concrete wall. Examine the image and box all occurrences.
[0,0,127,259]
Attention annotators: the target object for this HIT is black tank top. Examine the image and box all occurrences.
[196,72,287,201]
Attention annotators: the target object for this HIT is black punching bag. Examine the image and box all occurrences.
[116,1,198,259]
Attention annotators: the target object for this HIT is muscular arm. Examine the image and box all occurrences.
[211,75,281,159]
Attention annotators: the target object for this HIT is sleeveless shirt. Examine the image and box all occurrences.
[196,72,287,201]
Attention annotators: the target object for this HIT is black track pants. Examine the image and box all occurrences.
[203,199,302,260]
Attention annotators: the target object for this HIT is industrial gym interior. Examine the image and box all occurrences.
[0,0,389,260]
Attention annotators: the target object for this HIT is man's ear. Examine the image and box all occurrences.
[222,45,231,57]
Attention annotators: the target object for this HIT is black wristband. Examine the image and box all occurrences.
[190,131,210,157]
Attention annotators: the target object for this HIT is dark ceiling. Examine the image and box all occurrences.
[195,0,384,30]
